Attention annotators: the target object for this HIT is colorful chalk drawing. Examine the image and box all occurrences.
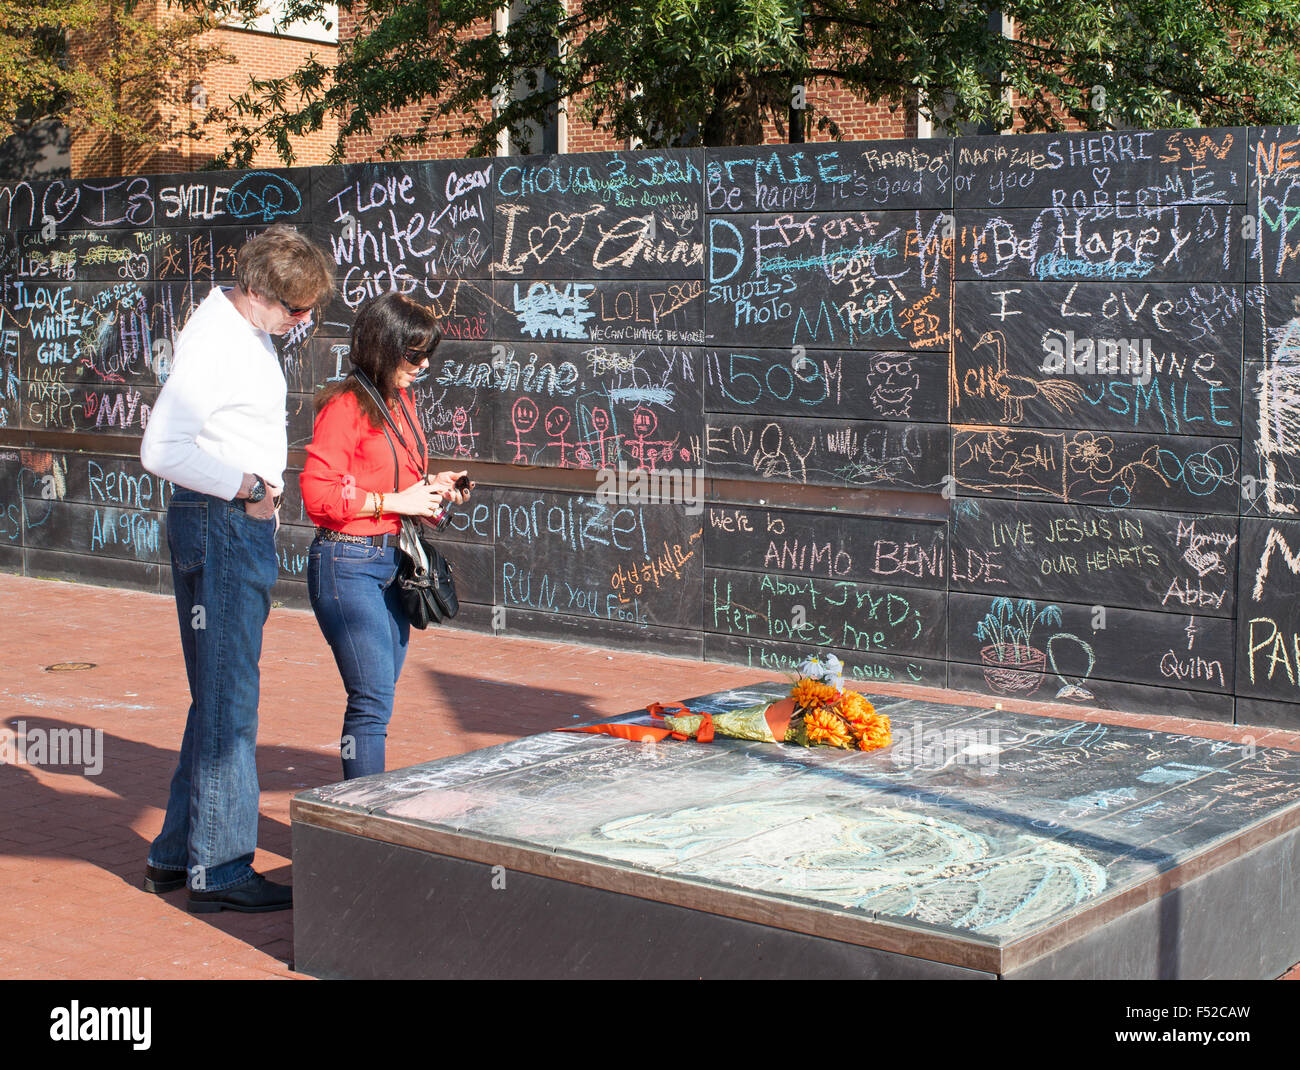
[1252,130,1300,515]
[225,172,304,222]
[973,598,1096,701]
[568,799,1107,937]
[1257,312,1300,514]
[954,425,1238,509]
[970,329,1087,424]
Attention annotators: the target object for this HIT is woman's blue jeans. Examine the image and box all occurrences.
[307,537,409,780]
[148,491,279,892]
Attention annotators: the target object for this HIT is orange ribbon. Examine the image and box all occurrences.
[557,723,674,742]
[558,701,717,743]
[648,701,713,742]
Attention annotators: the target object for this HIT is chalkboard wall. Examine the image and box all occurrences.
[4,129,1300,730]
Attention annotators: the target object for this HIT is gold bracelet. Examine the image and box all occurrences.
[373,492,384,521]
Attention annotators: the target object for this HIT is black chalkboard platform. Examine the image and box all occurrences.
[292,682,1300,978]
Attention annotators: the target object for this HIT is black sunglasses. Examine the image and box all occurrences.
[278,297,314,317]
[404,342,437,365]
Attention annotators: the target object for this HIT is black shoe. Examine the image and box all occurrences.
[187,873,293,914]
[143,864,187,894]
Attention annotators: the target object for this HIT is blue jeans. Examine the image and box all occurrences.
[148,491,279,891]
[307,537,409,780]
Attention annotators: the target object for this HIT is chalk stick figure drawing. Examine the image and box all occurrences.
[575,405,621,469]
[626,405,678,471]
[448,406,477,457]
[588,406,613,467]
[1258,311,1300,514]
[509,396,539,463]
[543,405,574,466]
[972,329,1086,425]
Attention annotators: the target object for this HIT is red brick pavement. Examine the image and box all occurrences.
[0,572,1296,980]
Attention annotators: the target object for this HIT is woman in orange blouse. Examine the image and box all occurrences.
[301,292,469,780]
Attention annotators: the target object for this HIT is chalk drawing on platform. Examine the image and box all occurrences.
[570,799,1107,937]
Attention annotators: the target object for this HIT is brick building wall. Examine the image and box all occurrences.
[561,82,918,157]
[67,6,1085,176]
[336,7,497,162]
[334,12,1094,166]
[338,12,922,165]
[71,4,339,179]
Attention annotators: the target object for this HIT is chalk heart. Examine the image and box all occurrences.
[1184,545,1221,577]
[1092,167,1111,188]
[527,212,588,263]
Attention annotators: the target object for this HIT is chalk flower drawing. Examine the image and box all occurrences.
[976,598,1061,696]
[1066,431,1115,478]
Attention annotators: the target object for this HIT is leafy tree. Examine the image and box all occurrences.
[0,0,229,161]
[207,0,1300,165]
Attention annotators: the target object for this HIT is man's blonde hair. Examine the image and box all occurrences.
[236,224,334,308]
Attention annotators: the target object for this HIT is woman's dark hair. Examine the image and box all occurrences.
[315,292,442,427]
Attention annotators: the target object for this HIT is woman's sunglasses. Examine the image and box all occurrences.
[404,342,437,366]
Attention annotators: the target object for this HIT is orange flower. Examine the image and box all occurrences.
[837,690,875,725]
[853,714,892,753]
[804,706,854,749]
[790,678,839,710]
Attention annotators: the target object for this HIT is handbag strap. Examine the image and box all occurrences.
[350,368,426,493]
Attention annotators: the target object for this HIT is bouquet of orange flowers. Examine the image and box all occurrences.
[785,656,891,752]
[640,655,892,753]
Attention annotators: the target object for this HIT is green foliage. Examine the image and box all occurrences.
[203,0,1300,165]
[0,0,99,131]
[0,0,229,148]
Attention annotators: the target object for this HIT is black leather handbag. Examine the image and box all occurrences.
[396,515,459,627]
[350,369,459,629]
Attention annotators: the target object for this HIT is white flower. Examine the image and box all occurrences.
[797,654,844,686]
[797,655,826,680]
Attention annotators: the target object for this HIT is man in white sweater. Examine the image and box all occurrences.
[140,225,332,913]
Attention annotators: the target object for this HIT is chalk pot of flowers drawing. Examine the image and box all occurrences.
[975,598,1061,696]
